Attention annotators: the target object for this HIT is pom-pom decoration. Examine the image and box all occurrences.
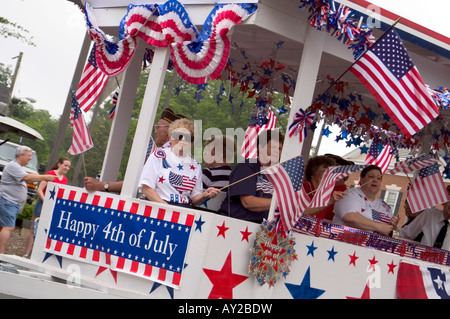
[249,220,297,287]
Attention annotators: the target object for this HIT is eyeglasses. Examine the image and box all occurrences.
[171,131,194,143]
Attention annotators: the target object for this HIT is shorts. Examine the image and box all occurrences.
[33,198,43,217]
[0,196,21,227]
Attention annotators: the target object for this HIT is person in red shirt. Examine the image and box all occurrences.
[24,157,71,257]
[303,154,352,221]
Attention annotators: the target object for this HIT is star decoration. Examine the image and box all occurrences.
[285,267,325,299]
[216,221,229,238]
[387,260,397,274]
[327,246,338,262]
[368,256,378,271]
[49,186,56,200]
[249,220,297,287]
[321,126,332,137]
[195,215,205,232]
[240,226,252,242]
[306,241,317,257]
[177,164,183,171]
[203,251,248,299]
[359,145,369,154]
[348,251,359,266]
[158,176,165,183]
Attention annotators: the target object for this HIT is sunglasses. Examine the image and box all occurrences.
[171,131,194,143]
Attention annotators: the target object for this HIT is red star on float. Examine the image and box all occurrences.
[203,251,248,299]
[240,226,252,242]
[348,251,359,266]
[368,255,378,271]
[387,260,397,274]
[216,221,229,238]
[158,176,165,183]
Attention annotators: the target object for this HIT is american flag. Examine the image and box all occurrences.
[349,28,439,138]
[240,110,277,159]
[388,154,437,175]
[407,162,450,213]
[310,165,366,208]
[76,44,109,113]
[364,142,393,173]
[68,90,94,155]
[372,209,391,224]
[263,156,304,231]
[169,171,197,193]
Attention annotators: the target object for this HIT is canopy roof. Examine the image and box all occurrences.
[0,115,43,141]
[70,0,449,195]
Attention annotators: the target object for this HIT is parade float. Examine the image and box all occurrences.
[0,0,449,300]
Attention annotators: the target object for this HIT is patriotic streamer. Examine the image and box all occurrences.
[170,3,258,84]
[85,3,137,76]
[288,109,316,142]
[84,0,257,83]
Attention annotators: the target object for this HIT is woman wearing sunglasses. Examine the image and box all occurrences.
[139,118,220,209]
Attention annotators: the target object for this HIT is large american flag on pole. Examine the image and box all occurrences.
[364,141,393,173]
[310,165,366,208]
[263,156,304,231]
[240,110,277,159]
[349,28,439,138]
[76,44,109,113]
[407,162,449,213]
[68,89,94,155]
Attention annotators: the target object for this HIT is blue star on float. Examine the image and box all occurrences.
[49,186,57,200]
[327,246,338,262]
[285,267,325,299]
[177,164,183,171]
[195,215,206,232]
[321,126,332,138]
[306,241,317,257]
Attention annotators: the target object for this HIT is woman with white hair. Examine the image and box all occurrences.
[0,145,56,254]
[139,118,219,208]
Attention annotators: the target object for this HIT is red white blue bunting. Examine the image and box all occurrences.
[84,0,257,83]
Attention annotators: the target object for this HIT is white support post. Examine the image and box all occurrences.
[266,27,326,222]
[121,46,170,198]
[99,43,147,184]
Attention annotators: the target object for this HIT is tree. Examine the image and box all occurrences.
[0,17,35,46]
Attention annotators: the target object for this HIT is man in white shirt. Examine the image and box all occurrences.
[400,185,450,249]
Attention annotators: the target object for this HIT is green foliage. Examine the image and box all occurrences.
[0,17,35,46]
[5,66,290,184]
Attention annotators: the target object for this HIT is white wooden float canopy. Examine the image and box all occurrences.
[71,0,450,198]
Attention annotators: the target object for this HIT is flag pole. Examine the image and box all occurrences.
[305,17,402,113]
[218,161,282,192]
